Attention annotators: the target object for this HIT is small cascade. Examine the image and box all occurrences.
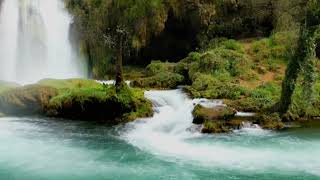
[122,89,320,175]
[240,121,261,129]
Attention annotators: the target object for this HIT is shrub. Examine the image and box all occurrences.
[146,60,176,76]
[186,73,246,99]
[132,72,184,89]
[226,82,281,112]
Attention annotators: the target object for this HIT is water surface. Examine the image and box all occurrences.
[0,90,319,180]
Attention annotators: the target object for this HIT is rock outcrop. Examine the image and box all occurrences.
[0,85,58,115]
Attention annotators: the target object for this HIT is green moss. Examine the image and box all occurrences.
[255,113,285,130]
[38,78,102,91]
[192,104,236,124]
[0,79,153,123]
[132,72,184,89]
[202,121,230,134]
[47,85,153,122]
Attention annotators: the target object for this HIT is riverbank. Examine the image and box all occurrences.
[0,79,153,124]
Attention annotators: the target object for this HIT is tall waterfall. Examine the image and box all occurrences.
[0,0,87,84]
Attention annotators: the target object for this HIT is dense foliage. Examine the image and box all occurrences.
[65,0,320,120]
[66,0,300,78]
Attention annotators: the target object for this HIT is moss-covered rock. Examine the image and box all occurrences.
[0,79,153,124]
[192,104,237,124]
[46,85,153,123]
[202,121,230,134]
[254,113,285,130]
[192,104,286,133]
[0,85,58,115]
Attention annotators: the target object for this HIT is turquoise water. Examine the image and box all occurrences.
[0,90,320,180]
[0,117,319,180]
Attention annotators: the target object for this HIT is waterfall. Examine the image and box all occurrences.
[0,0,87,84]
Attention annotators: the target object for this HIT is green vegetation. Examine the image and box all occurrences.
[132,61,184,89]
[65,0,295,79]
[279,0,320,116]
[47,85,153,122]
[254,113,285,130]
[0,79,153,123]
[2,0,313,131]
[202,121,230,134]
[38,78,102,90]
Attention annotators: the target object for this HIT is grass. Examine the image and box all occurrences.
[47,83,153,122]
[38,78,102,90]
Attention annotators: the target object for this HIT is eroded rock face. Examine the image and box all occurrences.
[0,85,58,115]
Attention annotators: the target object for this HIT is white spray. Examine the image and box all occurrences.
[0,0,87,84]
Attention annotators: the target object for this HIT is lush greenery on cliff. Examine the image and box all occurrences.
[66,0,293,78]
[63,0,320,126]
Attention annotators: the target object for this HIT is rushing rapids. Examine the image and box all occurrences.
[0,0,87,84]
[0,90,319,179]
[123,89,320,177]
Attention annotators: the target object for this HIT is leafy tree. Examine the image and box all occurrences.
[66,0,167,88]
[279,0,320,114]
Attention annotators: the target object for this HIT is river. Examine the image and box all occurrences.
[0,90,319,180]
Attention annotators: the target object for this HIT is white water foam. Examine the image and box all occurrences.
[122,89,320,176]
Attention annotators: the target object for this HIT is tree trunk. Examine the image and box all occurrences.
[278,58,301,113]
[278,28,311,113]
[85,41,93,78]
[115,34,124,88]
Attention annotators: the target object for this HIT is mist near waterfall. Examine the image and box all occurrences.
[0,0,87,84]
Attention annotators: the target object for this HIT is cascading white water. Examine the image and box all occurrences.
[0,0,87,84]
[123,89,320,176]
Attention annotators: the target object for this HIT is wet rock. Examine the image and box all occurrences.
[255,113,285,130]
[240,121,260,129]
[201,121,230,134]
[192,104,237,124]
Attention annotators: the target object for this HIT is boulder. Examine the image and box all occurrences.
[192,104,237,124]
[45,86,153,123]
[201,121,230,133]
[0,85,58,115]
[255,113,285,130]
